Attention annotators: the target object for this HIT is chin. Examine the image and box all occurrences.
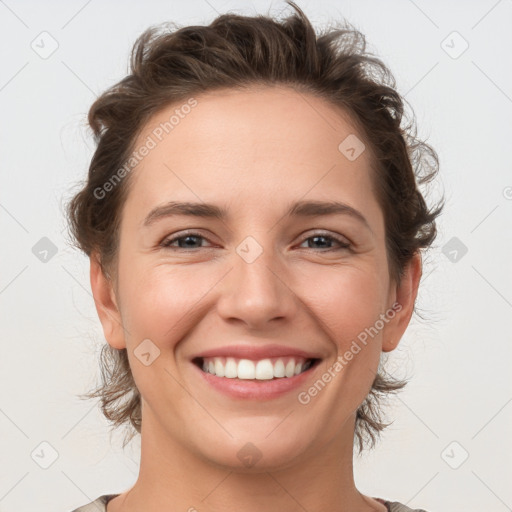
[191,422,315,473]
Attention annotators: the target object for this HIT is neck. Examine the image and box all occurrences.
[110,410,383,512]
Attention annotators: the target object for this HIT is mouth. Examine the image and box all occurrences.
[189,344,325,400]
[192,356,321,380]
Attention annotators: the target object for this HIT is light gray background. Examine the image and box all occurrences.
[1,1,511,511]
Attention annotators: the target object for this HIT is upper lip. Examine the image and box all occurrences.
[191,344,323,361]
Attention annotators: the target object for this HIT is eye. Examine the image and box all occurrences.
[160,232,211,250]
[298,232,351,251]
[160,231,351,252]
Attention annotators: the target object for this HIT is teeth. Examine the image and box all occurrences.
[285,359,295,377]
[273,359,285,378]
[214,358,225,377]
[225,357,237,378]
[255,359,274,380]
[238,359,255,379]
[199,356,314,380]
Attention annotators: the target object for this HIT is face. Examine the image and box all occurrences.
[91,85,420,470]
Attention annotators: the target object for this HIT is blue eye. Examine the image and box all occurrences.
[160,232,351,251]
[299,234,351,251]
[161,233,208,249]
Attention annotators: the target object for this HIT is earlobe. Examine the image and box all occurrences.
[89,252,126,350]
[382,252,423,353]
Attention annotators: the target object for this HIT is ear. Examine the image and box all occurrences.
[90,252,126,350]
[382,251,422,353]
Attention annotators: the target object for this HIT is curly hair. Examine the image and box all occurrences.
[65,0,444,454]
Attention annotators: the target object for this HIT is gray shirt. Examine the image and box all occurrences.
[69,494,430,511]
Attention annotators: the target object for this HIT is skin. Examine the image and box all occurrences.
[90,85,422,512]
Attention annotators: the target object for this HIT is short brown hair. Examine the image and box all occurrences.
[66,0,444,453]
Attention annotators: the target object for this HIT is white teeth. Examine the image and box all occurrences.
[273,359,285,378]
[285,360,295,377]
[214,358,225,377]
[238,359,255,380]
[199,356,314,380]
[255,359,274,380]
[224,357,238,378]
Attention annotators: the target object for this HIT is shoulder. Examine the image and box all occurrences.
[68,494,119,512]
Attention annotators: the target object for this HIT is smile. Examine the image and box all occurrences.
[191,355,322,400]
[193,356,319,380]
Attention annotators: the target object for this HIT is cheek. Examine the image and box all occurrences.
[118,263,216,346]
[298,263,388,350]
[117,265,214,407]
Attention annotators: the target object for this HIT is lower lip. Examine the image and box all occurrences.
[191,361,320,400]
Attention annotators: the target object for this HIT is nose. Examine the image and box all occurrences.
[215,241,297,330]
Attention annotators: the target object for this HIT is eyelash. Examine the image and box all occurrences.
[160,231,351,252]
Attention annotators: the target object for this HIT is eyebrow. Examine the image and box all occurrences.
[142,199,373,233]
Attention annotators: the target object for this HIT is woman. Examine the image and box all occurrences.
[66,1,443,510]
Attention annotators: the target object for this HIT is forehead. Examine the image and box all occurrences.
[124,85,381,229]
[135,85,367,166]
